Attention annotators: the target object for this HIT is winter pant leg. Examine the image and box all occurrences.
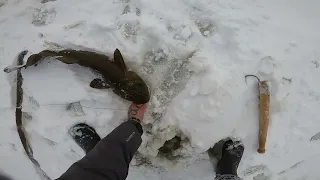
[0,174,12,180]
[56,120,143,180]
[215,174,242,180]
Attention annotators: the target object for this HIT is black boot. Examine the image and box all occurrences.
[216,140,244,176]
[69,123,101,154]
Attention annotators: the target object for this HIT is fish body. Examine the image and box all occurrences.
[24,49,150,104]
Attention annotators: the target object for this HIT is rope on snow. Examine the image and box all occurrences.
[15,50,51,180]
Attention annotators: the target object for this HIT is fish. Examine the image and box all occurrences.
[5,49,150,104]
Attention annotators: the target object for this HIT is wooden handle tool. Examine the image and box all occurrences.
[257,80,270,153]
[245,75,270,154]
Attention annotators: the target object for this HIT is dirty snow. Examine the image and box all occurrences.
[1,0,320,179]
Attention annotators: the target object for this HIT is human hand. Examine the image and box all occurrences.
[128,103,147,122]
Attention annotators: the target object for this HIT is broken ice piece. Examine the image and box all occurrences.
[310,132,320,141]
[66,102,85,116]
[253,173,268,180]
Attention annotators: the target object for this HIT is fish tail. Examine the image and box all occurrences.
[33,50,79,65]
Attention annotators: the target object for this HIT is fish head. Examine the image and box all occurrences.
[118,71,150,104]
[124,80,150,104]
[112,49,150,104]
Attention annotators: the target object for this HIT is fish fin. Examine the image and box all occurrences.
[90,78,110,89]
[113,49,128,74]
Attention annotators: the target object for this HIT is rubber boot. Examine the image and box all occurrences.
[216,140,244,176]
[69,123,101,154]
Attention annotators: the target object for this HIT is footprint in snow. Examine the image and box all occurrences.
[253,173,268,180]
[66,102,85,117]
[32,8,57,26]
[0,0,7,7]
[121,4,141,16]
[118,22,140,43]
[64,21,86,30]
[122,4,130,14]
[27,96,40,110]
[241,164,272,179]
[194,18,216,37]
[117,0,130,3]
[257,56,277,76]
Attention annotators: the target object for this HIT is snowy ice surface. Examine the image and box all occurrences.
[1,0,320,179]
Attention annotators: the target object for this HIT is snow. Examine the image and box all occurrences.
[1,0,320,179]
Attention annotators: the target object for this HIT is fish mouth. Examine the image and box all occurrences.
[134,91,150,104]
[115,81,150,104]
[146,84,151,101]
[143,84,151,103]
[132,84,151,104]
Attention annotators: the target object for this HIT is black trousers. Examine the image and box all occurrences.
[57,120,143,180]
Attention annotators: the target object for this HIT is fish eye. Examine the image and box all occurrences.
[127,81,137,88]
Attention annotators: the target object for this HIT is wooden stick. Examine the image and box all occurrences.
[257,80,270,154]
